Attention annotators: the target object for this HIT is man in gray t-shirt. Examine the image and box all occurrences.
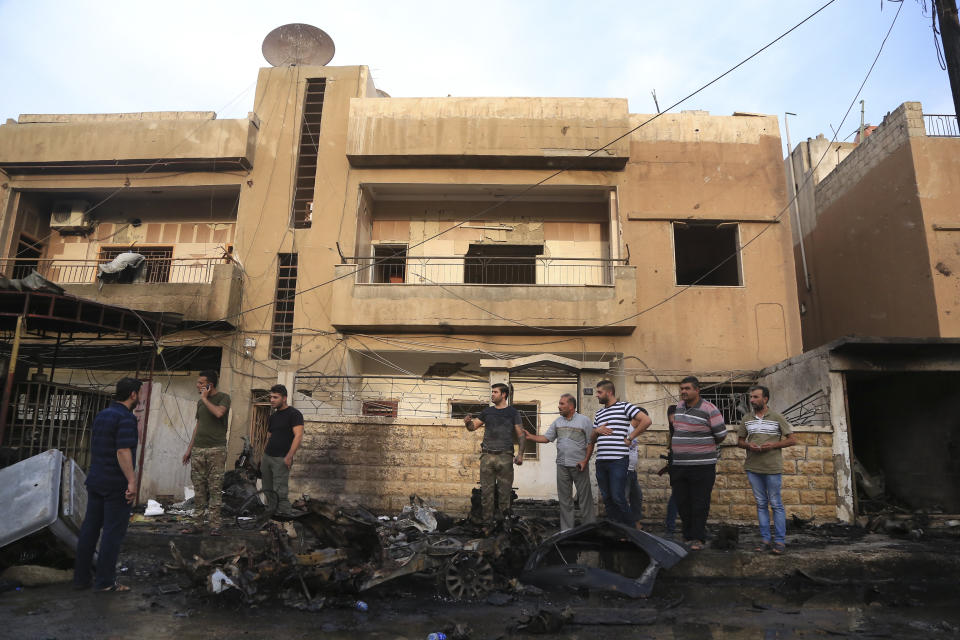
[527,393,596,531]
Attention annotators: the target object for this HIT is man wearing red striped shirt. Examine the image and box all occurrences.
[670,376,727,550]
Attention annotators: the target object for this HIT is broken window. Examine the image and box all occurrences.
[673,223,741,286]
[700,384,752,424]
[514,402,539,459]
[99,245,173,283]
[292,78,326,229]
[372,245,407,283]
[362,399,399,417]
[464,244,542,285]
[11,234,43,279]
[270,253,298,360]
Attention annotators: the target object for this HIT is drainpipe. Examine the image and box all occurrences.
[785,112,811,291]
[0,314,23,447]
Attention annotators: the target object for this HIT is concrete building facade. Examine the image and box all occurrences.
[0,62,807,518]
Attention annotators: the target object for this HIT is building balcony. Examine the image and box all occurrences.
[0,113,256,175]
[330,258,637,335]
[346,97,630,170]
[0,258,241,326]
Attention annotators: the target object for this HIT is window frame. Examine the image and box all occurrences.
[671,221,744,288]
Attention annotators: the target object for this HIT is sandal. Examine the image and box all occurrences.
[95,583,131,593]
[754,541,772,552]
[771,542,785,555]
[688,540,704,551]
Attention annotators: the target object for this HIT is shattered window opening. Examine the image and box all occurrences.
[464,244,542,285]
[673,222,741,286]
[291,78,326,229]
[269,253,298,360]
[699,384,751,425]
[99,245,174,283]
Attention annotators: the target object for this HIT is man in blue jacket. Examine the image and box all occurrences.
[73,377,141,592]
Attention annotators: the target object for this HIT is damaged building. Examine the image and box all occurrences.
[0,27,822,521]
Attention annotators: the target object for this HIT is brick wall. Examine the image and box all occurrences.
[292,418,839,522]
[290,418,481,514]
[632,427,838,522]
[815,101,923,213]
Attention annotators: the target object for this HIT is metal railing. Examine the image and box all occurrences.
[1,381,113,471]
[923,113,959,137]
[0,257,224,285]
[349,255,624,286]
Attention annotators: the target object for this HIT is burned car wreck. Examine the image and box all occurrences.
[521,520,688,598]
[170,495,550,605]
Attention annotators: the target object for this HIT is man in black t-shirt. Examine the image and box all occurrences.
[262,384,304,516]
[463,383,526,526]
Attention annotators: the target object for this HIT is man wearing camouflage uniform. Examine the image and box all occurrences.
[182,369,231,535]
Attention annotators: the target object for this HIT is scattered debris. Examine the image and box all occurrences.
[144,500,165,516]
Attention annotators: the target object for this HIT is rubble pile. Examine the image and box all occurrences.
[169,495,549,607]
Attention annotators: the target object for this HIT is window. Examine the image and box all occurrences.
[450,401,538,458]
[700,384,752,425]
[373,244,407,283]
[673,223,741,286]
[514,402,539,459]
[464,244,542,285]
[292,78,326,229]
[12,234,43,279]
[270,253,298,360]
[362,399,399,417]
[99,245,173,283]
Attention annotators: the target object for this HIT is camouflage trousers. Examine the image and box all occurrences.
[479,452,515,524]
[190,447,226,528]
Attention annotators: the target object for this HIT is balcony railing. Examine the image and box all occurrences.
[0,257,225,285]
[349,256,625,286]
[923,113,959,137]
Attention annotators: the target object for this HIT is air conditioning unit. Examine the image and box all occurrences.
[49,200,92,234]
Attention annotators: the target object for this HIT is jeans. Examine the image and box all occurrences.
[595,456,632,525]
[73,486,132,589]
[747,471,786,544]
[670,464,716,542]
[261,455,293,514]
[556,464,595,531]
[664,493,678,533]
[625,470,643,524]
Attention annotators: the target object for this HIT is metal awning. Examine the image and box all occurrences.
[0,290,181,338]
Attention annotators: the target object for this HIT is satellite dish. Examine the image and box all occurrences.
[262,24,335,67]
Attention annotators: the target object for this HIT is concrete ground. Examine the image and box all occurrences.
[2,518,959,639]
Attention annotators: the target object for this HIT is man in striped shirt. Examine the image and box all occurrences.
[736,385,796,555]
[591,380,652,526]
[671,376,727,549]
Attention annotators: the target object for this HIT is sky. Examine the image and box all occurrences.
[0,0,954,154]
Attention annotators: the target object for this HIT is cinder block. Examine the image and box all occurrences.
[717,460,741,474]
[420,467,445,483]
[783,446,807,460]
[729,504,755,520]
[813,505,838,520]
[724,474,751,489]
[780,489,800,504]
[810,475,835,490]
[799,490,826,505]
[709,504,731,519]
[806,446,833,460]
[797,461,824,474]
[823,460,834,474]
[794,433,819,445]
[824,492,838,505]
[781,474,808,489]
[818,434,833,447]
[781,460,797,474]
[788,505,813,519]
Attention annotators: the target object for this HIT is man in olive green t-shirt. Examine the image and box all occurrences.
[736,385,796,554]
[181,369,231,534]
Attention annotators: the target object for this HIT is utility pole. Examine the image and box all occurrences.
[935,0,960,118]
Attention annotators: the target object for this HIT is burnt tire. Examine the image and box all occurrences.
[441,551,494,600]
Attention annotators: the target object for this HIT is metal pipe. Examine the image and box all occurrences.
[0,315,24,447]
[784,112,811,291]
